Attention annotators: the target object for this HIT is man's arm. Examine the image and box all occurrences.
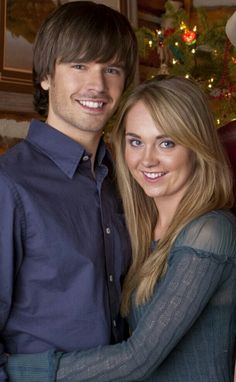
[0,171,24,381]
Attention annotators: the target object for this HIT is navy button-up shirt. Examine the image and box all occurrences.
[0,120,131,379]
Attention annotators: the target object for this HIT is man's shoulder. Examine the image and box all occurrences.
[0,139,30,180]
[218,120,236,142]
[0,138,26,157]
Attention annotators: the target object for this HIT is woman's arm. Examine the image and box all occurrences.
[56,247,227,381]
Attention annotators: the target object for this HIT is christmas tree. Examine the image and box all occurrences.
[136,1,236,127]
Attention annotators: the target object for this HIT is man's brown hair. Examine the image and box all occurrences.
[33,1,138,116]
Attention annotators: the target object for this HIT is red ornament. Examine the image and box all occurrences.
[163,28,175,37]
[182,30,196,45]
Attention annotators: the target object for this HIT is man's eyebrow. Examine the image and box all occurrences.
[108,61,125,68]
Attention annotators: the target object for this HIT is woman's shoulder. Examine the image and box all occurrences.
[188,209,236,229]
[174,210,236,260]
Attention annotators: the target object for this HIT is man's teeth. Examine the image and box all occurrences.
[80,100,103,108]
[144,172,165,179]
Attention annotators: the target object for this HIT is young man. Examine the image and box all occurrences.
[0,2,137,380]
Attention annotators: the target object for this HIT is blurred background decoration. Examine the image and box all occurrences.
[6,0,56,44]
[1,0,236,146]
[136,0,236,127]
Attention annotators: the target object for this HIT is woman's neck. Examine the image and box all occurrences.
[153,200,178,240]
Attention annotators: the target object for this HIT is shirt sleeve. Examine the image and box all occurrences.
[0,171,24,381]
[6,212,236,382]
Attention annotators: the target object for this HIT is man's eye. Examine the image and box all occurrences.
[160,140,175,148]
[106,67,120,75]
[72,64,85,70]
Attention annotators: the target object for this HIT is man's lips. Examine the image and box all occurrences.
[79,100,105,109]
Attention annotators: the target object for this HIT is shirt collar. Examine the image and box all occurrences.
[26,119,109,178]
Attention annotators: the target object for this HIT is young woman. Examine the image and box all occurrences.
[7,76,236,382]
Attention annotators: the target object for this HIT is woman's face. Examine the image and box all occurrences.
[124,100,194,208]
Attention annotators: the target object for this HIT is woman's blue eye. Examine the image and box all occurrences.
[160,140,175,148]
[129,139,142,147]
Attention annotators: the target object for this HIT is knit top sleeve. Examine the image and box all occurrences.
[55,210,236,381]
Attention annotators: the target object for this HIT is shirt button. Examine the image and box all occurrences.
[105,227,111,234]
[82,155,89,162]
[113,320,117,328]
[109,274,113,282]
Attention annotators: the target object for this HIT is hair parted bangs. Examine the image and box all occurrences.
[56,15,132,72]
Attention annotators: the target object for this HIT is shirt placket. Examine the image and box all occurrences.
[96,163,121,342]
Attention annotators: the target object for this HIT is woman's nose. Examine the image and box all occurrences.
[142,146,159,167]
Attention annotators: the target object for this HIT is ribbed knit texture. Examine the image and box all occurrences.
[7,351,62,382]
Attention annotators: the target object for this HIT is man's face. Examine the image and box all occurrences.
[41,61,125,142]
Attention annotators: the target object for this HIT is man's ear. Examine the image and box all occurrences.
[41,76,51,91]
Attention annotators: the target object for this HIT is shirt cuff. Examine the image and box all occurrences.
[6,350,62,382]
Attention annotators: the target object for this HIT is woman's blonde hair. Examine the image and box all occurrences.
[112,75,234,316]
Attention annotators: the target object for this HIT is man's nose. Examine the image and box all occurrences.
[87,70,106,93]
